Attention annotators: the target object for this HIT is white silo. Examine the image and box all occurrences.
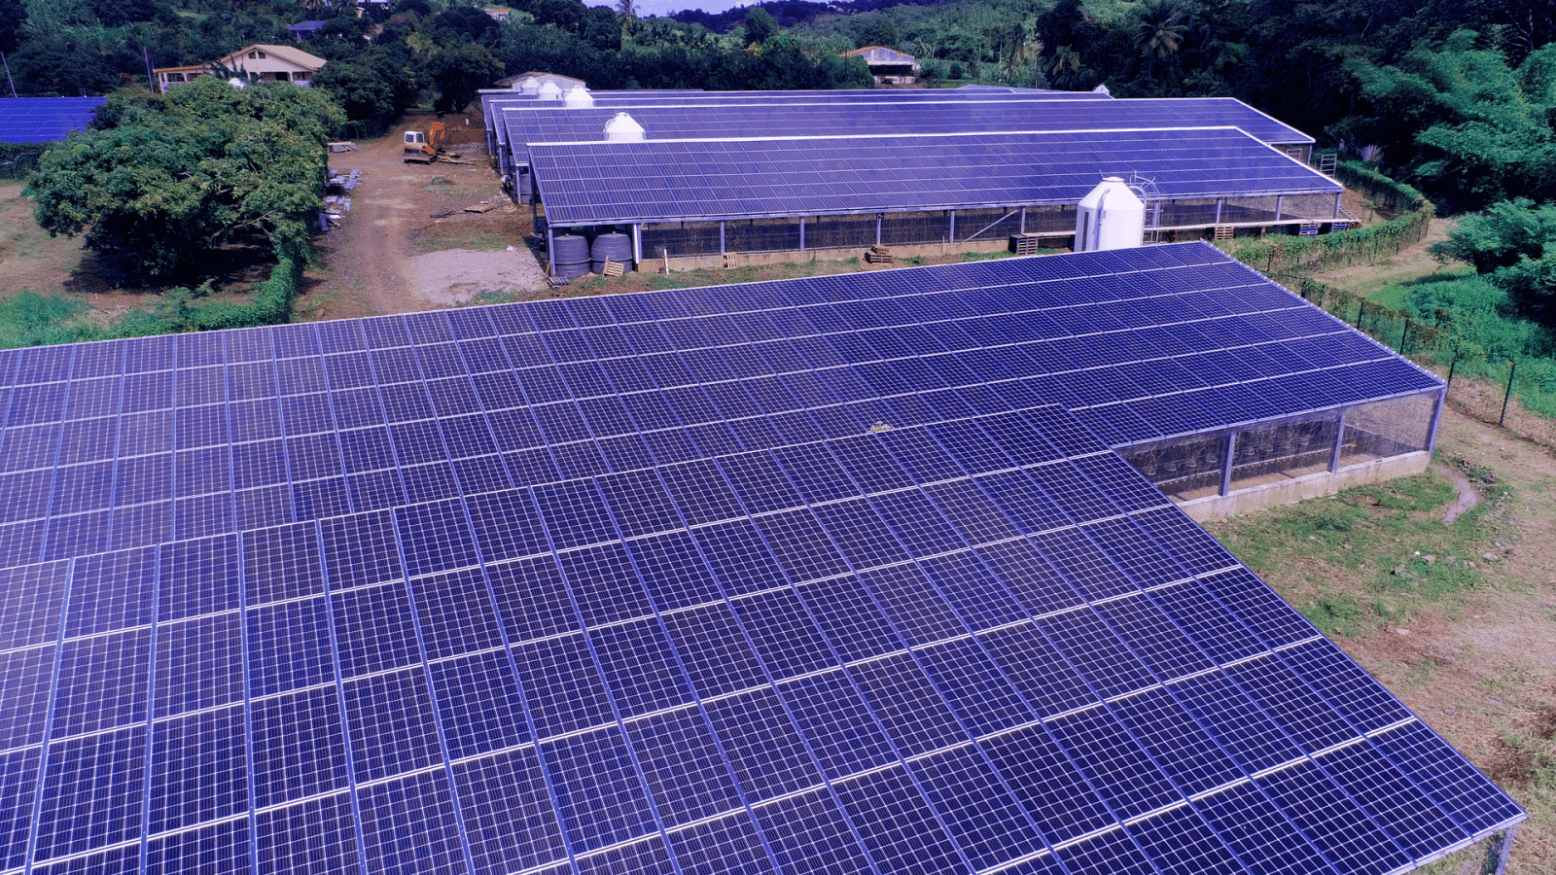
[538,81,563,101]
[564,86,595,108]
[1075,176,1145,252]
[604,112,645,142]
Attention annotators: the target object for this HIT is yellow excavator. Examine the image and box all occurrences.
[402,122,449,164]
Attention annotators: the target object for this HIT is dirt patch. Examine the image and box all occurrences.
[411,248,545,305]
[296,110,544,321]
[1437,462,1481,525]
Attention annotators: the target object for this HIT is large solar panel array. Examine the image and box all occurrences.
[0,244,1514,875]
[0,97,106,143]
[531,128,1341,226]
[499,98,1312,175]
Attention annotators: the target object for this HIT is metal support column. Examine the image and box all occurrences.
[1328,412,1347,473]
[632,223,642,266]
[719,221,725,255]
[1213,198,1223,225]
[1493,827,1517,875]
[948,210,956,243]
[1220,432,1236,497]
[1333,192,1342,219]
[1275,194,1285,221]
[1019,207,1026,234]
[799,218,805,252]
[1426,388,1447,456]
[876,214,882,246]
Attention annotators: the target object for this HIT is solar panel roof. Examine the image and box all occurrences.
[0,243,1508,875]
[499,98,1311,175]
[531,128,1341,226]
[0,97,106,143]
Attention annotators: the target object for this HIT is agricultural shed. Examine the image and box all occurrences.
[0,243,1516,875]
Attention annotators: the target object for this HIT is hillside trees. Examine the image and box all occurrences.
[27,77,343,282]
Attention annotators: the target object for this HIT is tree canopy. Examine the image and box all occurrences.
[27,77,343,283]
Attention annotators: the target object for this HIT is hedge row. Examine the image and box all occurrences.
[1217,160,1434,274]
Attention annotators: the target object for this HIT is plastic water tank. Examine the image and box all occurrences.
[552,234,591,277]
[590,232,633,273]
[564,86,594,108]
[1074,176,1145,252]
[538,81,563,101]
[604,112,645,142]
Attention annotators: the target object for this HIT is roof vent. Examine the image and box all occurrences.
[604,112,645,141]
[564,86,594,108]
[518,78,540,93]
[538,81,563,100]
[1092,83,1111,96]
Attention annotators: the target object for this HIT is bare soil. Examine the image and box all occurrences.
[296,112,546,321]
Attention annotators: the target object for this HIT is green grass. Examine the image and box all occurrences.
[1208,468,1511,637]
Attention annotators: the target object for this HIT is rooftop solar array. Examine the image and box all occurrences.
[531,128,1341,226]
[0,243,1510,875]
[500,98,1311,172]
[0,97,106,143]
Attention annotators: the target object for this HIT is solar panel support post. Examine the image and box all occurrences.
[876,214,883,245]
[1426,387,1446,457]
[1275,194,1284,221]
[949,210,956,243]
[547,224,555,274]
[1019,207,1026,234]
[633,223,642,266]
[719,221,726,255]
[1333,192,1342,220]
[1213,198,1223,225]
[1328,411,1346,473]
[799,217,805,252]
[1220,432,1236,496]
[1494,826,1517,875]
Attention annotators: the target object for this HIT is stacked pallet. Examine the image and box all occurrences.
[1214,225,1235,241]
[864,245,895,264]
[1011,233,1043,255]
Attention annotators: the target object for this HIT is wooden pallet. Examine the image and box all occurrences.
[545,275,570,289]
[1011,233,1043,256]
[1214,225,1235,241]
[864,245,895,265]
[602,260,626,278]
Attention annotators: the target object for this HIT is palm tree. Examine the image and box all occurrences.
[616,0,637,38]
[1136,2,1186,60]
[1049,44,1082,88]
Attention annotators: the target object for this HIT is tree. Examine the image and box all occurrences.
[27,77,343,281]
[428,41,502,113]
[1344,33,1556,210]
[616,0,637,38]
[744,8,778,47]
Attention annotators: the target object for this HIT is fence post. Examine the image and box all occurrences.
[1399,318,1410,355]
[1499,360,1517,427]
[1355,300,1366,329]
[1445,356,1457,394]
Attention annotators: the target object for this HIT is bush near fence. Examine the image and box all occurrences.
[1217,160,1434,274]
[0,144,46,181]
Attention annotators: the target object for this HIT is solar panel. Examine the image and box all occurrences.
[530,128,1339,226]
[0,243,1515,875]
[0,97,106,143]
[503,98,1311,172]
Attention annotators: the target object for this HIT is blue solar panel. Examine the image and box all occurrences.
[531,128,1339,226]
[0,97,105,143]
[0,243,1514,875]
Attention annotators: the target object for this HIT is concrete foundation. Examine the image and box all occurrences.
[1176,451,1431,522]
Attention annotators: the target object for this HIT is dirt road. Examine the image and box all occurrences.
[298,114,544,321]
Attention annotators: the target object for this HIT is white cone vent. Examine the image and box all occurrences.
[538,81,563,100]
[564,86,594,108]
[1075,176,1145,252]
[605,112,645,141]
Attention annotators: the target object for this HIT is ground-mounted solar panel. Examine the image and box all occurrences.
[0,243,1517,875]
[530,128,1338,227]
[0,97,106,143]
